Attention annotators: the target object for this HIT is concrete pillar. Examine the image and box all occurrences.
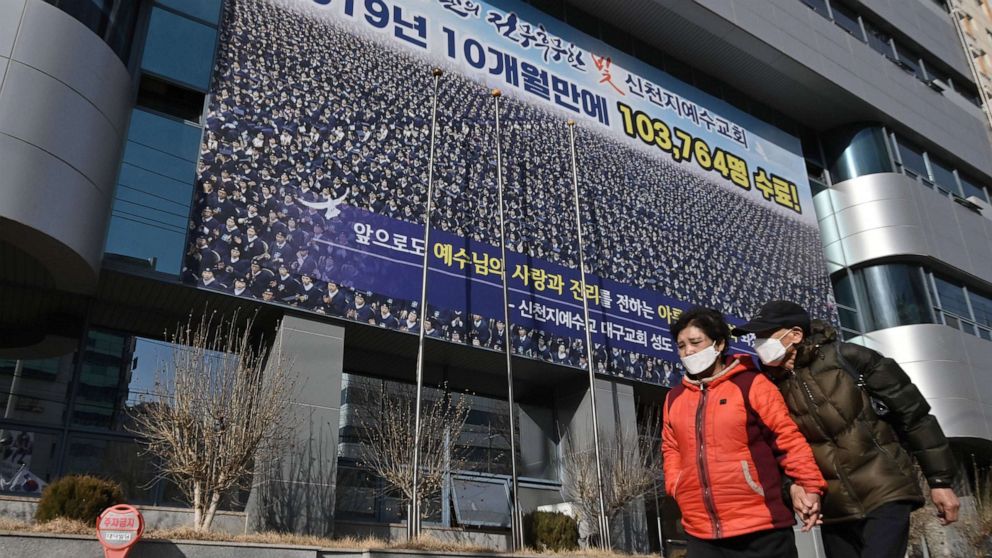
[246,315,345,536]
[555,376,649,553]
[518,402,558,481]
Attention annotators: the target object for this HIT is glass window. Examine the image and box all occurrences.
[0,428,59,496]
[970,292,992,328]
[0,356,74,426]
[141,7,218,91]
[71,331,200,431]
[126,109,203,163]
[43,0,141,62]
[927,64,952,88]
[864,21,893,56]
[335,466,378,520]
[824,126,893,182]
[156,0,223,25]
[72,331,134,430]
[832,273,857,308]
[895,44,923,79]
[63,436,157,503]
[831,2,863,39]
[451,476,511,527]
[105,110,200,274]
[832,274,862,333]
[894,137,928,178]
[929,157,961,196]
[801,0,830,17]
[933,275,972,319]
[960,175,990,202]
[859,264,933,330]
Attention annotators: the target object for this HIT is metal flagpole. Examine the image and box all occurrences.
[410,67,443,541]
[566,120,611,549]
[491,89,524,551]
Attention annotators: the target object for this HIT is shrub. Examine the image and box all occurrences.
[524,510,579,552]
[35,475,124,524]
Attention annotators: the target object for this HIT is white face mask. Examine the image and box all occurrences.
[680,342,720,376]
[754,330,793,366]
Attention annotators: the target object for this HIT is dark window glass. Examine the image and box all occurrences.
[43,0,141,62]
[527,0,565,19]
[564,5,599,38]
[335,466,378,520]
[895,137,928,177]
[802,0,830,17]
[930,158,961,196]
[832,2,863,39]
[933,275,971,319]
[0,428,59,496]
[105,109,201,274]
[63,436,157,502]
[824,126,893,182]
[600,21,632,53]
[927,64,952,88]
[859,264,933,330]
[0,356,74,426]
[633,39,666,70]
[156,0,223,25]
[833,273,858,308]
[137,74,206,122]
[960,175,990,202]
[71,331,135,430]
[141,7,218,91]
[451,476,511,527]
[971,292,992,328]
[664,56,694,84]
[895,44,923,79]
[71,331,208,431]
[838,307,860,332]
[865,21,894,56]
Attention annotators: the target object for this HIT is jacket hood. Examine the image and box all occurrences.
[794,319,838,368]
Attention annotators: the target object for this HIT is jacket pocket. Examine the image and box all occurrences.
[741,460,765,497]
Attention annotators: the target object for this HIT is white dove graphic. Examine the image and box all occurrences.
[297,192,349,220]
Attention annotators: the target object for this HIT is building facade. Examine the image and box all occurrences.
[1,0,991,553]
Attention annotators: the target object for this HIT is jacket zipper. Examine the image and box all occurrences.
[795,372,866,512]
[858,419,891,456]
[695,384,721,538]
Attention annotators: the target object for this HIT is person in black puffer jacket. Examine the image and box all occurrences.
[733,300,960,558]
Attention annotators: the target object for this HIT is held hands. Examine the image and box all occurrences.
[790,484,822,532]
[931,487,960,526]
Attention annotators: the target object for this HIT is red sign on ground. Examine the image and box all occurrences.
[95,504,144,558]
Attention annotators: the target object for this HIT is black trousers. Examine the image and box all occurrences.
[686,527,798,558]
[820,501,913,558]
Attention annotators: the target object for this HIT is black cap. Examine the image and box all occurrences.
[732,300,810,336]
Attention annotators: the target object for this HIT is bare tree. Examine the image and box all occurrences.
[130,311,294,531]
[351,377,470,529]
[562,404,664,547]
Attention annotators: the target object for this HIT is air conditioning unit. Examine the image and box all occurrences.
[964,195,991,218]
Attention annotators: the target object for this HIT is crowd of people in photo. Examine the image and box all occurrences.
[183,0,834,386]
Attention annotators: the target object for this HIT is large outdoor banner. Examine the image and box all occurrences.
[185,0,835,386]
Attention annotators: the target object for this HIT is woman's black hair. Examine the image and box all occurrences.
[671,307,731,353]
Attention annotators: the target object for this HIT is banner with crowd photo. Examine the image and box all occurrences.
[185,0,836,387]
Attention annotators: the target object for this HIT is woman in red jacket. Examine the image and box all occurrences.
[663,307,826,557]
